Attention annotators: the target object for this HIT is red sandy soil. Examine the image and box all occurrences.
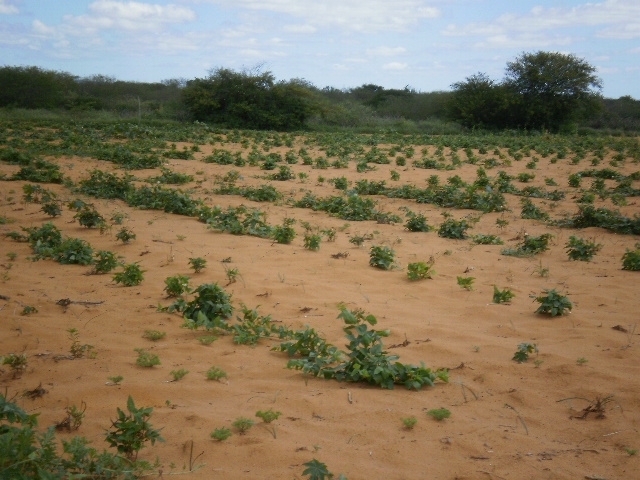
[1,138,639,479]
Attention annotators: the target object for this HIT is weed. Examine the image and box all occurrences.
[256,409,281,424]
[115,227,136,244]
[93,250,121,274]
[403,210,432,232]
[625,448,638,456]
[105,395,164,460]
[369,245,396,270]
[533,289,572,316]
[74,206,106,229]
[426,408,451,421]
[304,233,322,251]
[566,236,602,261]
[471,234,504,245]
[496,217,509,230]
[271,218,297,244]
[576,357,588,365]
[438,213,471,239]
[407,262,436,280]
[170,369,189,381]
[41,201,62,217]
[533,261,550,277]
[402,416,418,430]
[163,275,191,298]
[55,402,86,432]
[20,305,38,316]
[348,233,373,247]
[206,366,227,381]
[134,348,160,368]
[188,257,207,273]
[54,238,94,265]
[107,375,123,385]
[167,283,233,331]
[113,262,145,286]
[493,286,515,304]
[232,417,254,434]
[6,252,17,261]
[513,343,538,363]
[302,459,340,480]
[198,335,218,345]
[520,198,549,221]
[1,353,28,378]
[224,266,240,285]
[143,330,166,341]
[621,245,640,271]
[502,233,553,257]
[533,359,544,368]
[210,427,232,441]
[68,328,93,358]
[457,276,474,290]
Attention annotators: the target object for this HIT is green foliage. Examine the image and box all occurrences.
[565,236,602,261]
[232,417,254,434]
[203,205,272,238]
[513,343,538,363]
[621,245,640,271]
[113,262,145,286]
[493,286,515,304]
[302,459,335,480]
[407,262,436,281]
[167,283,233,331]
[520,198,549,221]
[54,237,94,265]
[501,233,553,257]
[170,369,189,381]
[20,306,38,316]
[402,416,418,430]
[11,159,64,183]
[93,250,121,274]
[438,215,471,239]
[198,335,218,345]
[206,366,228,381]
[68,328,93,359]
[304,233,322,251]
[457,276,475,290]
[147,167,193,185]
[115,227,136,244]
[369,245,396,270]
[471,234,503,245]
[404,210,431,232]
[256,409,281,424]
[41,201,62,217]
[533,289,573,316]
[74,205,106,229]
[426,408,451,421]
[210,427,232,441]
[188,257,207,273]
[143,330,166,341]
[271,218,296,244]
[163,275,191,298]
[134,348,160,368]
[105,395,164,460]
[1,353,28,377]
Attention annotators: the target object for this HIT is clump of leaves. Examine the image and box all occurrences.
[513,342,538,363]
[520,198,550,221]
[426,408,451,421]
[115,227,136,244]
[1,353,28,378]
[438,213,471,239]
[92,250,121,274]
[206,366,227,381]
[55,402,86,432]
[105,395,164,460]
[501,233,553,257]
[457,276,474,290]
[143,330,166,341]
[402,416,418,430]
[163,274,191,298]
[302,459,342,480]
[113,262,145,287]
[256,408,281,424]
[68,328,93,358]
[41,201,62,218]
[134,348,160,368]
[404,210,431,232]
[369,245,396,270]
[170,369,189,381]
[188,257,207,273]
[232,417,254,434]
[348,232,373,247]
[53,237,94,265]
[107,375,123,385]
[304,233,322,251]
[166,283,233,331]
[74,205,106,229]
[533,289,572,316]
[493,286,515,304]
[565,236,602,261]
[621,244,640,271]
[198,335,217,345]
[210,427,232,441]
[20,306,38,316]
[271,217,296,244]
[407,262,436,281]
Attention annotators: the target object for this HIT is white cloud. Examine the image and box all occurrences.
[201,0,439,32]
[282,24,317,34]
[0,1,18,15]
[366,46,406,57]
[383,62,407,70]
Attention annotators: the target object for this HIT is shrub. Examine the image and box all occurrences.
[565,236,602,261]
[115,227,136,244]
[167,283,233,331]
[369,245,396,270]
[134,348,160,367]
[113,262,145,286]
[232,417,254,434]
[210,427,232,441]
[163,275,191,298]
[621,244,640,271]
[93,250,121,274]
[271,218,296,244]
[188,257,207,273]
[533,289,572,316]
[493,286,515,304]
[438,215,470,239]
[426,408,451,421]
[407,262,436,280]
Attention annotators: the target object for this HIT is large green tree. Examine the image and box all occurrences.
[0,66,77,109]
[182,68,316,130]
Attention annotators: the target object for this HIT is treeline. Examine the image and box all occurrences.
[1,60,639,133]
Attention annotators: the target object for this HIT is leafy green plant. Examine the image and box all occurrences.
[1,353,28,378]
[426,408,451,421]
[621,245,640,271]
[576,357,588,365]
[134,348,160,368]
[210,427,232,441]
[170,369,189,381]
[198,335,218,345]
[113,262,145,286]
[513,342,538,363]
[407,262,436,280]
[348,233,373,247]
[402,416,418,430]
[565,236,602,261]
[501,233,553,257]
[163,275,191,298]
[68,328,93,359]
[166,283,233,331]
[271,218,296,244]
[105,395,164,460]
[232,417,254,434]
[92,250,121,274]
[302,459,338,480]
[404,211,431,232]
[115,227,136,244]
[438,214,471,239]
[256,409,281,424]
[533,289,572,316]
[493,286,515,304]
[304,233,322,251]
[457,276,474,290]
[55,402,86,432]
[53,237,94,265]
[41,201,62,217]
[520,198,550,221]
[369,245,396,270]
[206,366,228,381]
[143,330,166,341]
[20,305,38,316]
[107,375,123,385]
[471,234,504,245]
[188,257,207,273]
[74,206,106,229]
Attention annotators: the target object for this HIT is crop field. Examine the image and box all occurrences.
[1,120,639,479]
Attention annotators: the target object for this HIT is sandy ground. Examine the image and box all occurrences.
[1,135,639,480]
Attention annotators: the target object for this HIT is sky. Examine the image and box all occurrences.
[0,0,639,98]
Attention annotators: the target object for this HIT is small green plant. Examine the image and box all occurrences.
[74,206,106,229]
[438,214,471,239]
[163,275,191,298]
[502,233,553,257]
[407,262,436,280]
[272,218,296,244]
[493,286,515,304]
[256,408,281,424]
[495,217,509,230]
[115,227,136,244]
[55,402,86,432]
[198,335,218,345]
[206,366,227,381]
[1,353,28,378]
[143,330,166,341]
[533,359,544,368]
[390,170,400,181]
[232,417,254,434]
[68,328,93,358]
[134,348,160,368]
[576,357,588,366]
[107,375,123,385]
[533,289,572,316]
[105,395,164,460]
[113,262,145,286]
[188,257,207,273]
[93,250,121,274]
[304,233,322,251]
[426,408,451,421]
[566,236,602,261]
[302,459,336,480]
[20,305,38,316]
[457,276,474,290]
[369,245,396,270]
[110,212,127,225]
[170,369,189,381]
[224,266,240,285]
[621,244,640,271]
[210,427,232,441]
[403,210,431,232]
[533,261,550,277]
[402,416,418,430]
[513,342,538,363]
[471,234,503,245]
[348,233,373,247]
[625,447,638,456]
[6,252,17,261]
[41,201,62,217]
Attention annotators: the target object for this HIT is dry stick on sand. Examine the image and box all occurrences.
[504,403,528,435]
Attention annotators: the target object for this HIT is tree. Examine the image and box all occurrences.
[182,68,316,130]
[448,73,515,129]
[0,66,77,109]
[503,51,602,131]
